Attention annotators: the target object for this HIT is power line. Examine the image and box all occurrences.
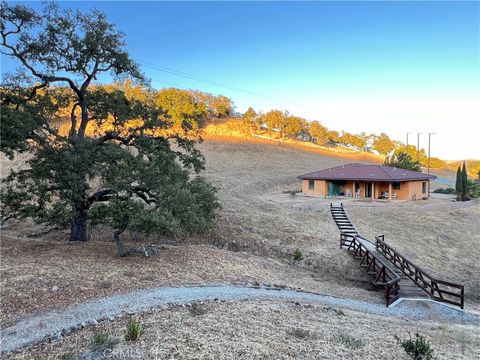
[140,60,265,98]
[137,59,324,115]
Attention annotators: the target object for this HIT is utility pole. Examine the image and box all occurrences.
[417,133,422,162]
[428,133,436,175]
[406,132,411,151]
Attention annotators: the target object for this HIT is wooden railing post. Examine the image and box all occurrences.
[385,284,390,306]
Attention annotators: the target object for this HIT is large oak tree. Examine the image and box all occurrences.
[1,2,219,247]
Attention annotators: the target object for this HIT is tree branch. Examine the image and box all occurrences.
[1,34,82,99]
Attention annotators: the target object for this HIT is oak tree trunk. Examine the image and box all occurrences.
[70,211,88,241]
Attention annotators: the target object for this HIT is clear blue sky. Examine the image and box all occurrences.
[2,1,479,159]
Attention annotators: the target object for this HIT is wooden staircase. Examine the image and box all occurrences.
[330,203,464,308]
[330,203,357,236]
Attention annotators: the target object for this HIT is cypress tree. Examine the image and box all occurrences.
[462,162,468,200]
[455,166,462,196]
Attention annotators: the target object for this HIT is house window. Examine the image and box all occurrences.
[308,179,315,190]
[392,182,401,190]
[422,182,427,193]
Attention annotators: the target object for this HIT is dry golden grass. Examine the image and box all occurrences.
[13,299,480,360]
[1,136,478,332]
[0,228,375,329]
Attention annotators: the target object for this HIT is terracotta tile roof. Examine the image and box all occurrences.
[298,163,437,182]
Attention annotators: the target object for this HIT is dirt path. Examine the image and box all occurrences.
[2,285,479,354]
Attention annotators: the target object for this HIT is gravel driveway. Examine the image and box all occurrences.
[2,285,479,354]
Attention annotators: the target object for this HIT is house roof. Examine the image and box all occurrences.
[298,163,437,182]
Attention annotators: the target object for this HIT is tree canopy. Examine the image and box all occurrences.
[372,133,396,156]
[308,121,328,145]
[263,109,284,138]
[155,88,207,129]
[283,115,306,139]
[384,152,421,171]
[1,2,220,249]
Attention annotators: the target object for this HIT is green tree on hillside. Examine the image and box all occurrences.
[384,152,421,171]
[0,2,219,247]
[209,95,233,118]
[372,133,396,156]
[308,121,328,145]
[241,107,257,135]
[338,132,366,150]
[283,115,306,139]
[242,107,257,125]
[263,110,284,138]
[188,91,233,119]
[326,130,340,144]
[156,88,207,129]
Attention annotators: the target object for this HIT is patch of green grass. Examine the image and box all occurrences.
[124,317,144,341]
[457,332,468,355]
[59,352,76,360]
[337,334,364,349]
[293,248,303,261]
[91,331,117,349]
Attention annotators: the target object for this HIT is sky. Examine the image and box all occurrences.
[2,1,480,160]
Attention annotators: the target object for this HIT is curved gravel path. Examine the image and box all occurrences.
[1,285,479,354]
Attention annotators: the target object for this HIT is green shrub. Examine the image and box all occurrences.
[282,189,301,197]
[91,331,117,349]
[432,188,455,194]
[189,301,207,316]
[337,334,364,349]
[293,248,303,261]
[124,317,144,341]
[287,328,311,339]
[395,332,436,360]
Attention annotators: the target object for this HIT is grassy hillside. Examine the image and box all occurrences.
[3,137,479,359]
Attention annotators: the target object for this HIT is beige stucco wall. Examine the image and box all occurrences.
[407,180,429,200]
[301,179,430,200]
[302,179,327,196]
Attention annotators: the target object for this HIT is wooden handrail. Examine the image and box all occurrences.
[375,235,464,309]
[341,233,400,306]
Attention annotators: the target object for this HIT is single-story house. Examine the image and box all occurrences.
[298,163,436,201]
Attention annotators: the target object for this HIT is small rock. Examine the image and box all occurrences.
[50,332,62,343]
[61,326,75,336]
[51,285,59,292]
